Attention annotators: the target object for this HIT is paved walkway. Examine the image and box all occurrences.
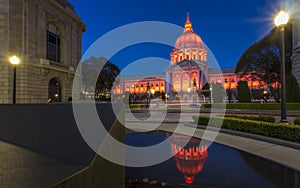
[0,140,85,188]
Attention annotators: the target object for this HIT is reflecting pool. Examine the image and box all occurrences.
[126,131,300,188]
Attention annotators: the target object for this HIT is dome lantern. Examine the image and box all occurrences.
[184,12,193,33]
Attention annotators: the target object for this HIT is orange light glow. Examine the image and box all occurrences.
[170,134,208,185]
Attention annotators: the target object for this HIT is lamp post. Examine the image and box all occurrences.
[274,11,289,122]
[165,93,168,107]
[210,86,213,104]
[146,82,150,108]
[187,87,191,104]
[9,55,20,104]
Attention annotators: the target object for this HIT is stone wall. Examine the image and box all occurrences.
[0,0,85,103]
[292,0,300,86]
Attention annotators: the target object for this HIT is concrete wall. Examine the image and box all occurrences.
[0,103,117,165]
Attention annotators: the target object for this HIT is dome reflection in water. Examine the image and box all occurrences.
[126,131,300,187]
[169,133,208,184]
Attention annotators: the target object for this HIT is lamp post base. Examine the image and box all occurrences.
[280,119,289,123]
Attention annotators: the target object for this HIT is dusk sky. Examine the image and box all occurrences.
[69,0,290,73]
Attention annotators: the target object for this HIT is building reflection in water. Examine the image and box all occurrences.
[168,133,208,184]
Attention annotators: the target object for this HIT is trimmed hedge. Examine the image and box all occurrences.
[294,118,300,126]
[129,104,144,109]
[201,103,300,111]
[224,114,275,123]
[192,115,300,142]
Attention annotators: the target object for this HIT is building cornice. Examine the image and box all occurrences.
[43,0,86,31]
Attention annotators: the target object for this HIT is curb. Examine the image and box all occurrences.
[184,123,300,151]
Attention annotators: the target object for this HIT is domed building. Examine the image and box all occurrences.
[112,13,259,103]
[165,13,209,100]
[170,13,207,64]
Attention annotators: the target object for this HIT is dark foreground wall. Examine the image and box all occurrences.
[0,103,117,165]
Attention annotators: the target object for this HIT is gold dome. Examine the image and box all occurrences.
[174,13,205,50]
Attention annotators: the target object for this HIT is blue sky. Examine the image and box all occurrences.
[69,0,290,74]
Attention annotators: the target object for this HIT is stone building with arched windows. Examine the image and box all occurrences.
[0,0,85,103]
[292,0,300,86]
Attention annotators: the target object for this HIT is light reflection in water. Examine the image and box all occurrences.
[126,131,300,187]
[168,133,208,184]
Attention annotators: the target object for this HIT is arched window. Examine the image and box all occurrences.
[47,23,61,62]
[48,78,62,102]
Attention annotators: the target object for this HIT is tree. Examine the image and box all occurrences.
[237,81,251,103]
[212,82,225,103]
[82,56,120,100]
[286,74,300,103]
[235,23,293,103]
[202,83,210,98]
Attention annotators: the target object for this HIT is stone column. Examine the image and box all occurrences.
[180,72,182,92]
[292,0,300,86]
[188,72,191,88]
[166,71,170,93]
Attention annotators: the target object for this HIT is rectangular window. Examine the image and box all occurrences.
[47,31,60,62]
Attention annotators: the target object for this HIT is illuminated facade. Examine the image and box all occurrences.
[166,13,208,95]
[115,74,165,95]
[114,14,210,99]
[113,13,270,101]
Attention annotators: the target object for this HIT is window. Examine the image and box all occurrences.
[47,23,61,62]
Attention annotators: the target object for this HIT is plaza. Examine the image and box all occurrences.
[0,0,299,188]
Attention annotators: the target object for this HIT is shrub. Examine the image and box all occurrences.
[201,103,300,111]
[294,118,300,126]
[193,115,300,142]
[237,81,251,103]
[129,104,144,109]
[286,74,300,103]
[224,114,275,123]
[212,83,225,103]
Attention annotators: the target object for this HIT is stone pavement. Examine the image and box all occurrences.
[1,106,299,188]
[53,107,125,188]
[0,140,85,188]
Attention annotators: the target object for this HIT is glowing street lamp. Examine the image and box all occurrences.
[274,11,289,27]
[187,87,191,93]
[9,56,20,65]
[165,94,168,107]
[209,86,213,104]
[151,88,155,95]
[274,11,289,122]
[9,55,20,104]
